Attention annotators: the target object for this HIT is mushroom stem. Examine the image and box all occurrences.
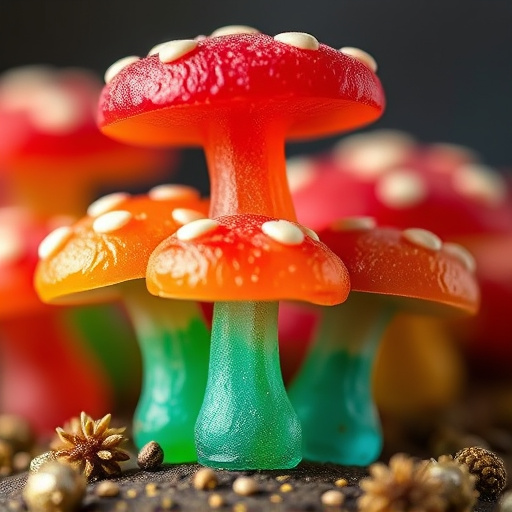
[288,294,395,465]
[123,285,210,463]
[195,300,302,470]
[0,307,111,435]
[204,112,296,220]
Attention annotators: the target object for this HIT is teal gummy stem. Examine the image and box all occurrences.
[288,294,394,466]
[125,288,210,463]
[195,301,302,470]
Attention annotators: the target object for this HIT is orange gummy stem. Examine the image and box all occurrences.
[204,111,297,221]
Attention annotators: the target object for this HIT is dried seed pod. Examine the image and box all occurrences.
[137,441,164,471]
[23,461,86,512]
[454,446,507,501]
[193,467,218,490]
[426,455,478,511]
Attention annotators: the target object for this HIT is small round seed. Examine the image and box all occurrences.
[233,476,259,496]
[208,493,225,508]
[321,489,345,506]
[193,467,218,490]
[335,478,348,487]
[137,441,164,471]
[279,483,293,492]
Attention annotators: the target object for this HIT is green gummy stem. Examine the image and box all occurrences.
[288,295,394,466]
[195,301,302,470]
[125,289,210,463]
[66,303,142,411]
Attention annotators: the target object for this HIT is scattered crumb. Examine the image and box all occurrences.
[280,482,293,492]
[334,478,348,487]
[208,493,225,508]
[193,467,218,490]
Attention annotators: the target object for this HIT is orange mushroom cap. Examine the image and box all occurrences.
[318,217,480,315]
[98,31,385,146]
[146,214,350,305]
[35,185,208,304]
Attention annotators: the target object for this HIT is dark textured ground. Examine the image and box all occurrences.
[0,462,500,512]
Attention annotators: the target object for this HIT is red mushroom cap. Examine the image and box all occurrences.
[35,185,208,304]
[288,130,512,236]
[0,66,174,187]
[98,30,385,146]
[147,214,350,305]
[318,217,480,315]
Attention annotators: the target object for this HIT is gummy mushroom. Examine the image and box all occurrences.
[0,66,174,219]
[287,217,479,465]
[98,26,385,221]
[35,185,210,462]
[147,213,349,469]
[98,25,384,470]
[0,207,110,434]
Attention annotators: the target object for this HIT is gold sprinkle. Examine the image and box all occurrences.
[160,496,174,509]
[208,493,225,508]
[335,478,348,487]
[145,483,159,497]
[270,494,283,503]
[126,488,137,498]
[193,467,218,490]
[280,483,293,493]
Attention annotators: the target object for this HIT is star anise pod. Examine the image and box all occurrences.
[50,412,130,481]
[358,453,446,512]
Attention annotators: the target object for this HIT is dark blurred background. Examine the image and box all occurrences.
[1,0,511,193]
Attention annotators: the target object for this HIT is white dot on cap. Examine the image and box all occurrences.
[148,42,167,56]
[158,40,198,64]
[274,32,319,51]
[301,226,320,241]
[402,228,442,251]
[452,163,506,205]
[332,216,377,231]
[340,47,378,72]
[443,242,477,273]
[104,56,140,84]
[210,25,260,37]
[38,226,73,260]
[93,210,132,234]
[171,208,207,225]
[87,192,130,218]
[176,218,219,241]
[262,220,305,245]
[148,184,200,201]
[376,170,427,209]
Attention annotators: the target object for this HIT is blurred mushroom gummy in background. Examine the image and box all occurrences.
[0,207,111,435]
[0,66,176,218]
[98,25,385,469]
